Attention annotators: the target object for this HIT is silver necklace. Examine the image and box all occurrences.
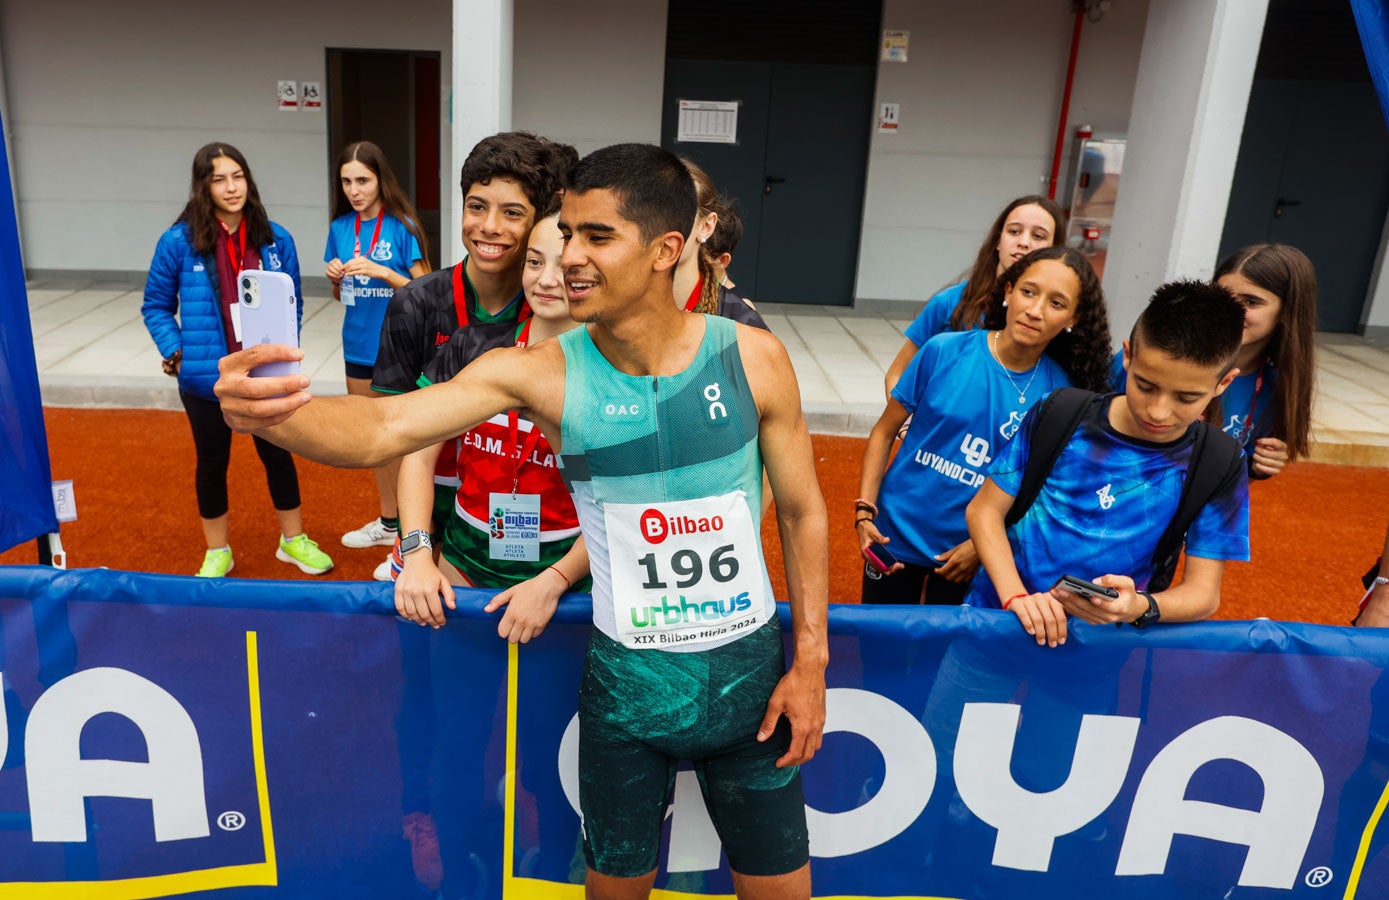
[992,331,1040,404]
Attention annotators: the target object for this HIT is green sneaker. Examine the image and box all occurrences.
[276,533,334,575]
[197,547,234,578]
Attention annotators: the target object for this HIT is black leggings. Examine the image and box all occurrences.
[861,559,971,605]
[180,390,300,519]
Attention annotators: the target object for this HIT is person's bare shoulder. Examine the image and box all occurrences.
[733,322,799,415]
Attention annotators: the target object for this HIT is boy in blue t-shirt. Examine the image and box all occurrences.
[965,281,1252,646]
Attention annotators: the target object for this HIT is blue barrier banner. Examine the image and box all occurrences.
[0,109,57,552]
[1352,0,1389,129]
[1,566,1388,899]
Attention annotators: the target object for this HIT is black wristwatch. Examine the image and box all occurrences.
[1130,590,1161,629]
[399,529,433,557]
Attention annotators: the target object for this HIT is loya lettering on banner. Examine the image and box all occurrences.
[0,647,277,895]
[10,666,210,842]
[553,689,1323,890]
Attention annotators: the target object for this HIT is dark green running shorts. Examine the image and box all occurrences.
[577,614,809,878]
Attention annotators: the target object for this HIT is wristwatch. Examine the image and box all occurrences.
[1130,590,1161,629]
[399,529,433,557]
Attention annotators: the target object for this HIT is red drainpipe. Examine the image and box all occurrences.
[1048,5,1086,200]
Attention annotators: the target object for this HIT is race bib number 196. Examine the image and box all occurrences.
[604,492,767,650]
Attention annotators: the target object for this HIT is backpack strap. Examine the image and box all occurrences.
[1146,422,1245,592]
[1004,387,1105,527]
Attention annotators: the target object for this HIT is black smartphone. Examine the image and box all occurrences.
[864,543,899,574]
[1051,574,1119,601]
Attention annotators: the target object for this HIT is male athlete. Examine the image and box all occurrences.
[216,143,829,899]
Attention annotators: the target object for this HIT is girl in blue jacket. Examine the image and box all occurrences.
[142,142,333,578]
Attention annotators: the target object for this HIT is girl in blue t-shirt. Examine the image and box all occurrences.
[884,195,1065,398]
[1210,244,1317,479]
[857,247,1112,604]
[1107,243,1317,480]
[324,141,431,554]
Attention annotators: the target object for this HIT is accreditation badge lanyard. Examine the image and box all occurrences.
[452,260,533,328]
[353,212,384,259]
[342,214,383,307]
[488,319,544,562]
[223,221,247,277]
[1237,368,1265,444]
[683,275,703,313]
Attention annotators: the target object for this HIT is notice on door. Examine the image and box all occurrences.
[677,100,738,144]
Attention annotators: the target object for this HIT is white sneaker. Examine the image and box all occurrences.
[342,518,397,549]
[373,556,394,582]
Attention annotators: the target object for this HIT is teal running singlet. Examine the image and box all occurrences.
[558,314,776,651]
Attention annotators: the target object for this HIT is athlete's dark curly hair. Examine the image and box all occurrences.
[982,246,1112,392]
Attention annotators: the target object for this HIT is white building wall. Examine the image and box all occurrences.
[2,0,452,273]
[512,0,666,155]
[1,0,664,275]
[856,0,1150,305]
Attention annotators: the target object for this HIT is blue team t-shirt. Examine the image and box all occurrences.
[1108,349,1275,456]
[877,330,1070,567]
[904,281,969,347]
[964,393,1251,608]
[324,212,422,365]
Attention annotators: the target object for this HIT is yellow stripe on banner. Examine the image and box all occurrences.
[1345,771,1389,898]
[504,876,965,900]
[503,640,520,896]
[0,631,278,898]
[245,631,278,881]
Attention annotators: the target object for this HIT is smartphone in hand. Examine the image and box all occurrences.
[864,543,899,575]
[235,269,300,377]
[1051,574,1119,601]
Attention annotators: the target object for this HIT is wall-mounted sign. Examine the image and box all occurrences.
[676,100,738,144]
[878,102,901,134]
[882,30,909,63]
[277,80,298,111]
[300,81,322,110]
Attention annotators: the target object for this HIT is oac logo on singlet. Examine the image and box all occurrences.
[639,508,726,545]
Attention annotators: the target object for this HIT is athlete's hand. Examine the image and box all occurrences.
[759,663,826,768]
[215,345,311,432]
[934,539,979,582]
[484,568,565,643]
[1251,437,1289,478]
[1008,590,1069,647]
[1054,574,1139,626]
[395,554,455,629]
[855,519,903,575]
[325,258,345,284]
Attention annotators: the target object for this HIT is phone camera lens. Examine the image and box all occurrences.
[243,292,253,303]
[241,278,252,290]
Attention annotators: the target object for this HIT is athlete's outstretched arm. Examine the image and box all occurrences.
[741,327,829,769]
[214,342,562,468]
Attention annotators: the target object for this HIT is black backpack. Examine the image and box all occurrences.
[1003,387,1245,592]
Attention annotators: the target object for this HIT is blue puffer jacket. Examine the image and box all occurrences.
[142,221,303,401]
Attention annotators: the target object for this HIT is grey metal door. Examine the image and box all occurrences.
[661,61,873,306]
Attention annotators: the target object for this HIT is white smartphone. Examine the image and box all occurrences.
[235,269,300,377]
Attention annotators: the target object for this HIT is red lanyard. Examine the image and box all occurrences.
[223,222,247,276]
[353,212,384,259]
[683,275,704,312]
[514,318,533,348]
[452,260,531,327]
[507,410,545,495]
[1238,369,1265,443]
